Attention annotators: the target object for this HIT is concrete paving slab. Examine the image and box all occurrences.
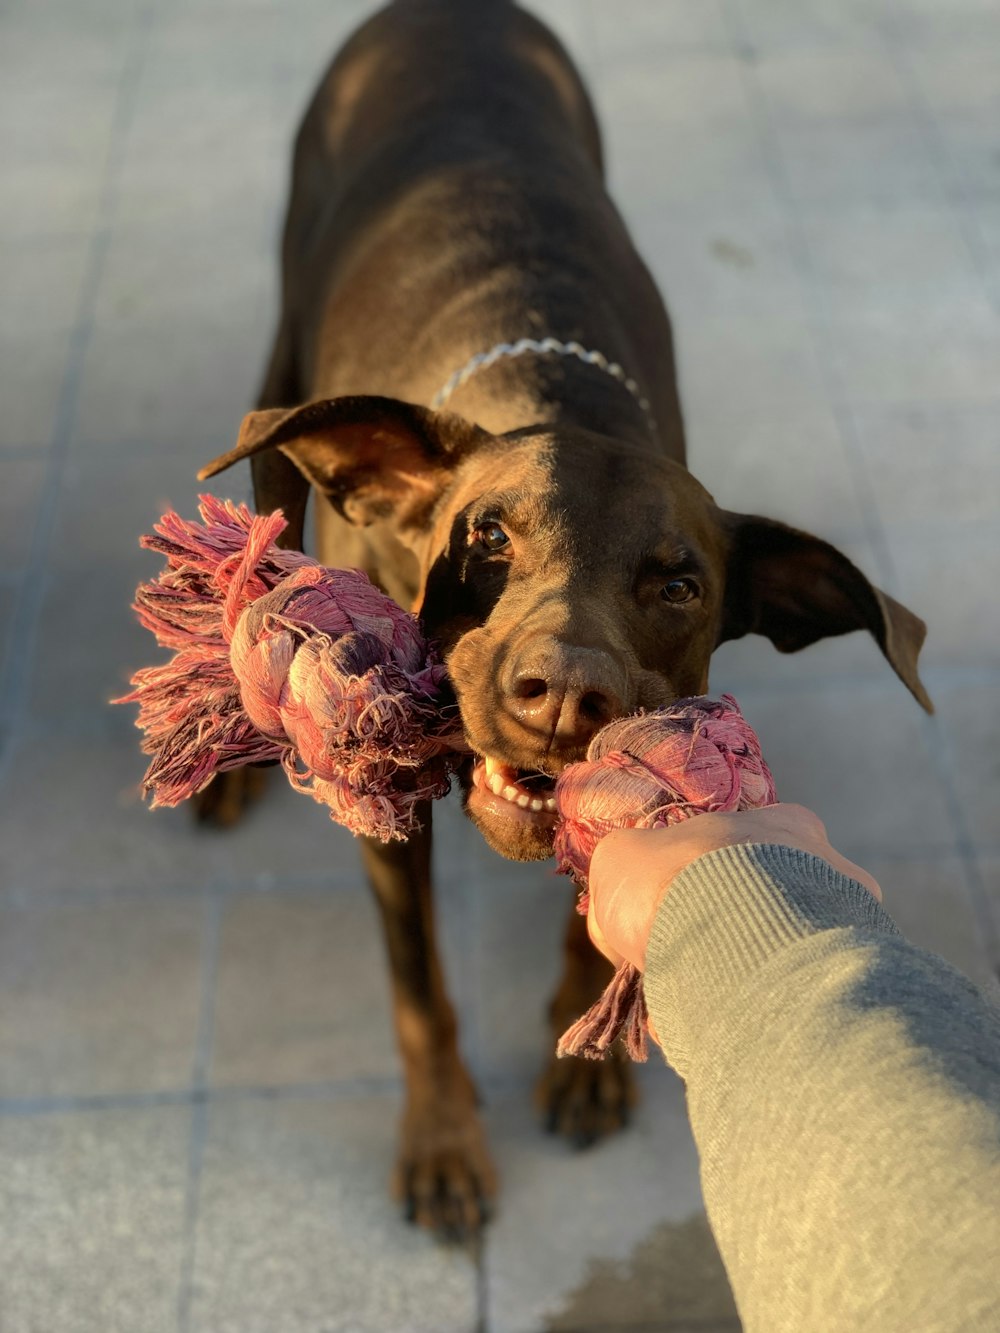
[708,586,916,693]
[0,1106,189,1333]
[729,0,882,54]
[87,217,271,343]
[730,681,954,856]
[0,583,16,686]
[799,205,985,313]
[908,44,1000,200]
[0,2,139,86]
[677,311,828,423]
[826,303,1000,406]
[596,59,775,218]
[588,0,729,59]
[887,0,1000,50]
[0,731,240,901]
[629,203,805,325]
[0,456,48,569]
[189,1094,479,1333]
[690,402,867,537]
[168,769,373,895]
[0,324,76,450]
[115,25,290,232]
[74,274,270,453]
[484,1074,735,1332]
[967,200,1000,299]
[865,854,997,994]
[211,889,400,1087]
[0,898,203,1098]
[2,0,999,1329]
[851,404,1000,527]
[469,854,574,1081]
[0,61,121,241]
[0,235,93,344]
[888,523,1000,671]
[25,457,237,729]
[976,857,1000,969]
[751,47,941,208]
[931,682,1000,852]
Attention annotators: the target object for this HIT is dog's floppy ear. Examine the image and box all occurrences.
[719,513,933,712]
[198,395,488,526]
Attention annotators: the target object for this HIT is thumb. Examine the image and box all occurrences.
[588,829,673,971]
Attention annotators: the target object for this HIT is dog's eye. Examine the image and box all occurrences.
[661,577,698,604]
[474,522,511,552]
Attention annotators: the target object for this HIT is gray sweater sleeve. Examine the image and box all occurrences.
[642,843,1000,1333]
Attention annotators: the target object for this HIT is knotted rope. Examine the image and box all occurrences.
[118,496,462,839]
[553,699,777,1061]
[120,501,777,1059]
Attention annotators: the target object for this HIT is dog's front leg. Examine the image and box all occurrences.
[536,895,637,1146]
[361,805,496,1237]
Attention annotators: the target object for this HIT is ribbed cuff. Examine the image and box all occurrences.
[643,843,898,1077]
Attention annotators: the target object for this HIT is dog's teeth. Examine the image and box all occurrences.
[516,793,531,809]
[529,798,544,812]
[544,797,557,812]
[488,772,506,796]
[484,756,505,780]
[502,785,519,802]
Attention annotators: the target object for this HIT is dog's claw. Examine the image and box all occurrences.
[400,1161,493,1241]
[535,1047,636,1146]
[394,1094,497,1240]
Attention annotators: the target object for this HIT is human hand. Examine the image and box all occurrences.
[587,804,882,972]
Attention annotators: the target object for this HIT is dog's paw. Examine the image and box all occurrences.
[535,1047,637,1148]
[394,1090,497,1241]
[191,765,270,828]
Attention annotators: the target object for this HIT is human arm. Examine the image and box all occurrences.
[588,809,1000,1332]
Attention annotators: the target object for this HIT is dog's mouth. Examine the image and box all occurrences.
[471,755,559,814]
[463,754,560,861]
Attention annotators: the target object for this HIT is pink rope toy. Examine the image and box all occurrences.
[117,496,464,840]
[553,702,776,1061]
[118,497,777,1060]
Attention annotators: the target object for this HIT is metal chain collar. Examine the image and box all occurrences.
[431,336,657,435]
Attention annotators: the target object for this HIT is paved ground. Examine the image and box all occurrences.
[2,0,999,1329]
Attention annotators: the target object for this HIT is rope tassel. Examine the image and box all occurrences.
[116,496,464,840]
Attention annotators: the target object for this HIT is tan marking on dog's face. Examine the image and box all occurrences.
[414,429,729,861]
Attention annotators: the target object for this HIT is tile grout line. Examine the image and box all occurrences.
[0,1070,553,1119]
[465,853,491,1333]
[176,891,224,1333]
[473,1233,490,1333]
[718,0,1000,975]
[0,0,159,775]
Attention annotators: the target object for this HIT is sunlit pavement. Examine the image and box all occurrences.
[1,1,998,1328]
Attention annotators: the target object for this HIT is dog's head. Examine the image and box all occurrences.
[202,395,931,860]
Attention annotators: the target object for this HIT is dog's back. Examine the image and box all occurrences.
[269,0,685,455]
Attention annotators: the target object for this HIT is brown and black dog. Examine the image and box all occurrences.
[199,0,931,1236]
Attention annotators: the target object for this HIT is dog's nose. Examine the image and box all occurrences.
[504,644,626,748]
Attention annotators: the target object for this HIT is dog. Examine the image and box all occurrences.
[198,0,931,1236]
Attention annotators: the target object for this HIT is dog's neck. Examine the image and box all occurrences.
[433,337,656,434]
[429,335,660,450]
